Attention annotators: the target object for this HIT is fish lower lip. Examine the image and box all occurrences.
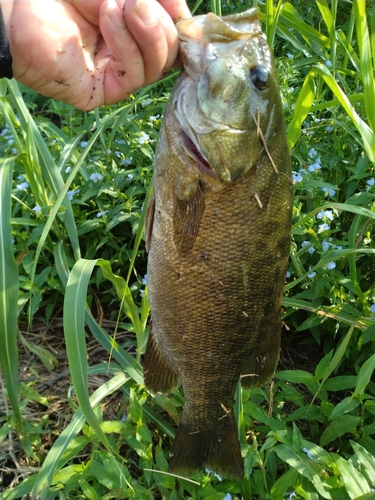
[183,132,217,179]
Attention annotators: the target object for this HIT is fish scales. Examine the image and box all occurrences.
[144,7,293,480]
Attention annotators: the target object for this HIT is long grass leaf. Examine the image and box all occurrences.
[64,258,116,455]
[287,69,315,150]
[314,64,375,162]
[354,0,375,132]
[0,157,21,425]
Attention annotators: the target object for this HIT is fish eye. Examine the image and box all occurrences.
[249,65,269,91]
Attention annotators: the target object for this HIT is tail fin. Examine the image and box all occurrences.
[169,421,243,481]
[143,324,180,393]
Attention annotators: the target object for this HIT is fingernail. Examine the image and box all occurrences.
[134,0,158,26]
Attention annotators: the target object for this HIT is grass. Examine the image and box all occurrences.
[1,0,375,499]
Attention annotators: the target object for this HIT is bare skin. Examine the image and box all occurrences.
[0,0,191,110]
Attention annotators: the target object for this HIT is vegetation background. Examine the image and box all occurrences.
[0,0,374,499]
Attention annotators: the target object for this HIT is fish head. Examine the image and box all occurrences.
[174,8,283,183]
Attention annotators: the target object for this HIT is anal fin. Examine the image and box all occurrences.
[143,323,180,393]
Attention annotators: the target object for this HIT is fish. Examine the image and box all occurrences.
[143,7,293,481]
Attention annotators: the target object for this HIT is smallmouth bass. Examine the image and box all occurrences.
[144,7,293,480]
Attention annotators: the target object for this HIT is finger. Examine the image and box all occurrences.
[62,0,106,26]
[97,0,146,105]
[124,0,178,84]
[157,0,191,20]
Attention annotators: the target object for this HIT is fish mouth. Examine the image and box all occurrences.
[182,131,218,180]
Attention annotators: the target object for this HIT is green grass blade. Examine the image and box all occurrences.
[287,69,315,150]
[332,454,371,497]
[31,371,127,499]
[63,258,115,455]
[314,64,375,162]
[0,157,21,426]
[351,352,375,398]
[354,0,375,132]
[311,326,355,404]
[53,243,144,385]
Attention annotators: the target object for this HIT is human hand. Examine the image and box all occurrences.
[1,0,191,110]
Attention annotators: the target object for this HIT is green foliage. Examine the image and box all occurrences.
[1,1,375,499]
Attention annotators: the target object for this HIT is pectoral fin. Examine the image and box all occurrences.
[145,192,155,252]
[173,180,205,255]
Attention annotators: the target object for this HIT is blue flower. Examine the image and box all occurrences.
[68,189,79,200]
[142,274,148,285]
[80,140,88,148]
[90,172,103,182]
[318,223,330,232]
[367,177,375,191]
[325,125,334,132]
[292,171,303,183]
[96,210,108,218]
[308,268,316,278]
[222,495,232,500]
[327,261,336,270]
[286,271,291,278]
[321,187,335,197]
[370,304,375,313]
[308,148,318,158]
[140,289,145,297]
[16,181,29,190]
[324,59,333,68]
[317,210,334,221]
[149,115,160,122]
[286,493,297,500]
[127,174,134,180]
[322,240,331,251]
[116,139,126,144]
[33,205,42,213]
[65,166,72,173]
[121,157,133,166]
[302,447,314,460]
[301,241,315,253]
[287,53,294,60]
[308,160,322,173]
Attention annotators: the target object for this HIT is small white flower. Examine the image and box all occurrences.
[65,166,72,173]
[127,174,134,180]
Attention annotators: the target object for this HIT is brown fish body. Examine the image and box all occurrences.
[144,8,293,480]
